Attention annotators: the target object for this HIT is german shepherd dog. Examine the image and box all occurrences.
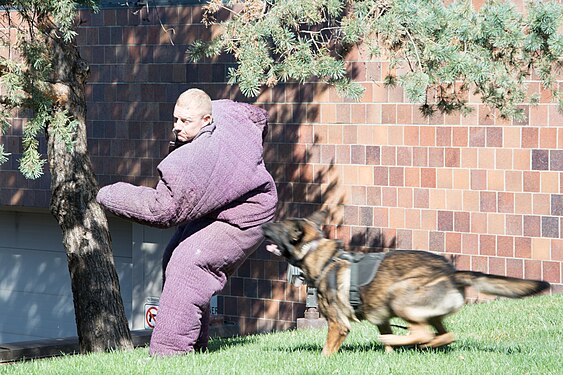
[262,211,550,356]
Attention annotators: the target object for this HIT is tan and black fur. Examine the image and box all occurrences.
[262,211,550,356]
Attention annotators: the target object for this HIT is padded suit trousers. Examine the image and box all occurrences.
[149,218,263,356]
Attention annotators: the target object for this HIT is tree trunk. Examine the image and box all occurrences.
[44,27,133,353]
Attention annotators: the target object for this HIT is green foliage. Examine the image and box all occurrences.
[0,0,99,179]
[190,0,562,118]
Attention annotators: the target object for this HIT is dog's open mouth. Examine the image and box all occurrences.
[265,243,282,257]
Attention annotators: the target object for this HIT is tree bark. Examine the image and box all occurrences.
[44,27,133,353]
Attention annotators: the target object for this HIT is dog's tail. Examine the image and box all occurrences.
[454,271,550,298]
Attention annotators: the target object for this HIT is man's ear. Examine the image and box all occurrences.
[203,114,213,125]
[307,210,327,228]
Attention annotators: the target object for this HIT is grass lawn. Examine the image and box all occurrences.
[2,293,562,375]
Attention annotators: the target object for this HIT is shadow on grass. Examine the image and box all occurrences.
[207,335,259,352]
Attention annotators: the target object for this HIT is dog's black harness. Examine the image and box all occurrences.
[327,252,387,312]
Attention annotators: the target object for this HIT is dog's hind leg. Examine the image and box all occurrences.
[376,322,395,353]
[378,323,434,347]
[322,320,349,356]
[420,317,455,348]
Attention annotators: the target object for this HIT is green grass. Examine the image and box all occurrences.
[2,293,562,375]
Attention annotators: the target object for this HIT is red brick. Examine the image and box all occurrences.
[480,191,496,212]
[414,188,429,208]
[454,211,470,232]
[472,256,488,272]
[446,232,462,253]
[524,259,542,279]
[438,211,454,231]
[479,235,496,256]
[489,257,506,276]
[507,258,524,278]
[523,216,541,237]
[471,170,487,190]
[497,236,514,257]
[505,215,522,236]
[497,192,514,213]
[421,168,436,188]
[522,128,539,148]
[454,254,471,270]
[542,261,561,284]
[462,234,479,255]
[553,240,563,261]
[515,237,532,258]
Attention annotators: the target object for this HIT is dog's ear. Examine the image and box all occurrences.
[307,210,327,228]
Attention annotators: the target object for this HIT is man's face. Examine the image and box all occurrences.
[172,105,212,143]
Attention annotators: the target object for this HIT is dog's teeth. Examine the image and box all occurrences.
[266,244,282,256]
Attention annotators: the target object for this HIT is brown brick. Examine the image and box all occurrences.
[471,212,487,233]
[374,166,389,186]
[404,126,419,146]
[531,149,549,170]
[429,231,445,252]
[539,128,557,148]
[420,127,436,146]
[515,237,532,258]
[552,239,563,261]
[446,232,462,253]
[523,216,541,237]
[405,168,420,187]
[454,211,470,232]
[541,216,559,238]
[421,168,436,188]
[436,127,452,146]
[533,194,550,215]
[480,191,496,212]
[381,146,396,165]
[506,215,523,236]
[373,207,389,227]
[524,259,542,279]
[479,235,496,256]
[382,187,398,207]
[486,127,503,147]
[412,147,428,167]
[542,261,561,284]
[551,194,563,216]
[489,257,506,276]
[523,172,540,192]
[381,104,397,124]
[366,146,381,165]
[469,127,486,147]
[429,148,444,167]
[522,128,539,148]
[471,256,488,273]
[506,258,524,278]
[462,233,479,255]
[413,188,429,208]
[471,170,487,190]
[551,150,563,171]
[496,149,513,170]
[497,236,514,257]
[397,147,413,166]
[498,192,514,213]
[438,211,454,231]
[452,127,468,147]
[445,148,460,168]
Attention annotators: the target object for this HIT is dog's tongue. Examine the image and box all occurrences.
[266,243,282,257]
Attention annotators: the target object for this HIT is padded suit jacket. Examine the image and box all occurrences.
[96,99,278,229]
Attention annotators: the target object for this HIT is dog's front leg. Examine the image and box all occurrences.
[322,320,349,356]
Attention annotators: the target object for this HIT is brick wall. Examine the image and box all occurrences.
[0,2,561,335]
